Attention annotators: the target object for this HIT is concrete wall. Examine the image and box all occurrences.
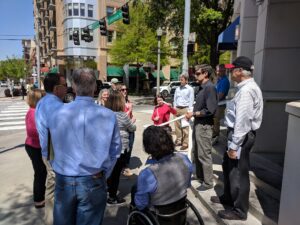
[278,101,300,225]
[252,0,300,153]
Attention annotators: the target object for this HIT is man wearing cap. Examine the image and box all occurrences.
[210,56,263,220]
[109,78,119,94]
[185,64,218,191]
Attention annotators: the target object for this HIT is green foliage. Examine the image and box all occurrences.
[189,45,210,66]
[82,59,97,69]
[219,51,231,64]
[0,56,29,81]
[109,1,169,66]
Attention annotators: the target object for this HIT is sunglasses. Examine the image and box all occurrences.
[120,88,128,91]
[195,71,206,76]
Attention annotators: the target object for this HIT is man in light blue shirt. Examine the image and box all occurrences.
[35,73,67,225]
[173,73,194,150]
[49,68,122,225]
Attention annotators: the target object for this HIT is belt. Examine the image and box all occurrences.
[92,171,104,179]
[176,106,188,109]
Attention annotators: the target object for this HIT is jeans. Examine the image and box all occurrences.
[53,173,107,225]
[25,144,47,202]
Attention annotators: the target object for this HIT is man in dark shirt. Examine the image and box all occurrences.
[186,64,218,191]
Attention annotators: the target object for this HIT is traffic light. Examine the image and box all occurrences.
[99,19,107,36]
[121,3,130,24]
[73,30,80,45]
[187,41,195,55]
[81,27,93,42]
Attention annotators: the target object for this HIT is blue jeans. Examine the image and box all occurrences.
[53,173,107,225]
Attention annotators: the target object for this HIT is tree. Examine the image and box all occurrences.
[145,0,234,67]
[0,56,30,81]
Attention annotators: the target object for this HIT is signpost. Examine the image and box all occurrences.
[108,10,123,25]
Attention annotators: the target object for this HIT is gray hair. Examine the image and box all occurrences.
[241,69,252,77]
[72,68,96,96]
[179,73,189,81]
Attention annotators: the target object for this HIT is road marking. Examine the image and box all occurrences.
[137,110,153,114]
[0,116,25,121]
[0,121,25,126]
[0,125,25,131]
[0,113,26,117]
[1,110,28,113]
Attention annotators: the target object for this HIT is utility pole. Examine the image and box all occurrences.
[182,0,191,74]
[35,3,41,88]
[156,27,163,96]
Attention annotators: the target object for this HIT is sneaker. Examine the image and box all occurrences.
[107,196,126,206]
[197,184,213,191]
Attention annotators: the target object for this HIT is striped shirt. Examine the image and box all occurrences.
[224,78,263,151]
[115,111,136,153]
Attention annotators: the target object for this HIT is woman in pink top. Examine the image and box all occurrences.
[152,94,177,134]
[25,89,46,208]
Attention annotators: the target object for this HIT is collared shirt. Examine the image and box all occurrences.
[134,153,193,210]
[49,96,122,177]
[216,75,230,101]
[35,93,63,158]
[225,78,263,151]
[193,80,218,125]
[173,84,194,111]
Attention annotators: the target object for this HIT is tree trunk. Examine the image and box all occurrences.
[209,27,219,68]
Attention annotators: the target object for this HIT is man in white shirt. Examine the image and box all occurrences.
[173,73,194,150]
[210,56,263,220]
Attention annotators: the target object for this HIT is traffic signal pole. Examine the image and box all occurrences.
[34,3,41,88]
[156,28,162,96]
[182,0,191,74]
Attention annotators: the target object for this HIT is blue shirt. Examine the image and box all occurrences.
[49,96,122,177]
[35,93,64,158]
[135,153,193,210]
[173,84,194,111]
[216,75,230,101]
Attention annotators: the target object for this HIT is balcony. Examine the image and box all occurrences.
[49,22,56,31]
[44,12,49,19]
[48,0,56,10]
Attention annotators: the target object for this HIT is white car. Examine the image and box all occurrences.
[152,81,181,97]
[0,81,8,87]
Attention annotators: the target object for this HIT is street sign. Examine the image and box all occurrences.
[89,21,100,30]
[108,10,123,25]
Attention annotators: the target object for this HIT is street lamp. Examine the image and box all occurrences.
[156,27,163,96]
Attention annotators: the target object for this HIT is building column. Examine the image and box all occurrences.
[252,0,300,153]
[237,0,258,61]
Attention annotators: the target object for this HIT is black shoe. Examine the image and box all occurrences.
[210,195,233,206]
[218,209,247,221]
[197,184,213,191]
[107,196,126,206]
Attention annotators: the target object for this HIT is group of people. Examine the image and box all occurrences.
[23,55,263,224]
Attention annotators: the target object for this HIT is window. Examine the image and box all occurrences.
[73,3,79,16]
[80,3,85,17]
[69,28,73,40]
[107,30,114,43]
[68,3,72,16]
[88,4,93,18]
[106,6,114,17]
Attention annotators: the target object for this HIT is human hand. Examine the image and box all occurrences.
[154,116,160,121]
[227,149,237,159]
[185,112,193,120]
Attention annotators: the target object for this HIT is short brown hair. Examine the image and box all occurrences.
[27,89,46,108]
[105,91,125,112]
[195,64,214,78]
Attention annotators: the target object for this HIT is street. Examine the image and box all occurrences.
[0,96,215,225]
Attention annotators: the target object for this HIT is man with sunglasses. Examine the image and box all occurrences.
[186,64,218,191]
[210,56,263,220]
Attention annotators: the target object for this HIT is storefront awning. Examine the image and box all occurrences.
[128,67,146,78]
[107,66,125,77]
[151,70,166,80]
[170,68,181,81]
[218,16,240,50]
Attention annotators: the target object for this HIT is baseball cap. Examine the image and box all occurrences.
[111,78,119,84]
[225,56,254,71]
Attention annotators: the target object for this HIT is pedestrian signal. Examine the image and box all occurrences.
[73,30,80,45]
[81,28,93,42]
[99,19,107,36]
[121,3,130,24]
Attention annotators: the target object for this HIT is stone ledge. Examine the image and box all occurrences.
[285,101,300,117]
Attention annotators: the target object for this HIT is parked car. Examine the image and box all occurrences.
[0,81,8,87]
[64,80,111,103]
[152,81,181,98]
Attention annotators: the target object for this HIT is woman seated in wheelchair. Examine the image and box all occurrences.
[130,125,193,225]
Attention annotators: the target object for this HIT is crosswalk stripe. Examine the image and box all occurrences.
[1,110,28,113]
[0,125,25,131]
[0,116,25,121]
[0,121,25,126]
[0,113,26,117]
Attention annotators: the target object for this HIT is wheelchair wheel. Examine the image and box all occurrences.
[185,199,205,225]
[127,210,159,225]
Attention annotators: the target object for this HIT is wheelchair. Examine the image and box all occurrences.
[127,198,204,225]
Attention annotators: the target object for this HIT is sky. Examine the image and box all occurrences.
[0,0,34,60]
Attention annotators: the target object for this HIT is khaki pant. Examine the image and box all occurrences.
[175,107,189,147]
[213,105,226,137]
[42,158,55,225]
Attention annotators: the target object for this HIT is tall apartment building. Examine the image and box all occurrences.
[33,0,125,82]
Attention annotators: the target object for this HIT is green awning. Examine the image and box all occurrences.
[128,67,146,78]
[152,70,166,80]
[107,66,125,77]
[50,67,59,74]
[170,68,181,81]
